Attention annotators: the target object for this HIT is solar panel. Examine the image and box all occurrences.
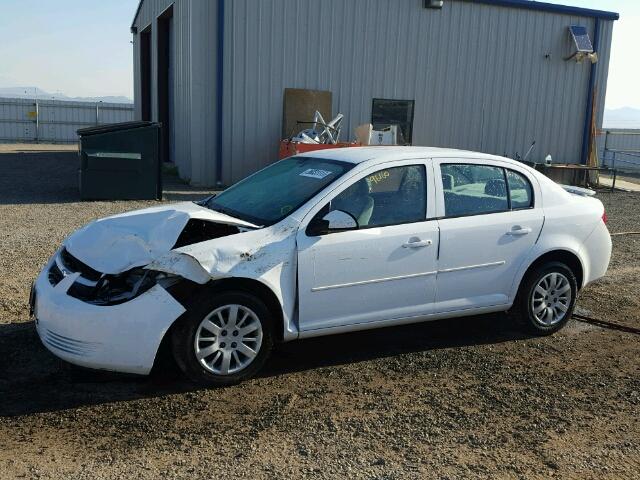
[569,25,594,53]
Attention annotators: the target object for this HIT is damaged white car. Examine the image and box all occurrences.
[31,147,612,385]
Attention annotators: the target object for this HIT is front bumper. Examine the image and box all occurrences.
[33,257,186,375]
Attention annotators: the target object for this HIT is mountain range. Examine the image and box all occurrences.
[0,87,132,104]
[603,107,640,130]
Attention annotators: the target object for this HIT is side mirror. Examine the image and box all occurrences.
[308,210,358,236]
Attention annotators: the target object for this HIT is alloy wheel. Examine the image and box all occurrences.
[531,272,572,327]
[194,304,263,375]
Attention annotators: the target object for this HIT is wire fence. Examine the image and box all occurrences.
[601,129,640,173]
[0,97,134,144]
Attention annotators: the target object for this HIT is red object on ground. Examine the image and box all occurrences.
[279,140,361,159]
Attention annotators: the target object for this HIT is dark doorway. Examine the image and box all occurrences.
[157,6,174,163]
[139,26,152,122]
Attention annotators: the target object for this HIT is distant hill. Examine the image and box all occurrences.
[0,86,132,104]
[603,107,640,130]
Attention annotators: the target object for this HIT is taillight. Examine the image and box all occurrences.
[602,211,607,224]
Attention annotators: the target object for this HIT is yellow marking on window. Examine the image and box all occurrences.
[368,170,390,185]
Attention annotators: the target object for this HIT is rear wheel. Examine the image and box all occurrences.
[515,262,577,335]
[171,291,274,386]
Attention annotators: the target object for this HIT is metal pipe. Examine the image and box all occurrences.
[580,18,600,165]
[35,100,39,143]
[215,0,225,186]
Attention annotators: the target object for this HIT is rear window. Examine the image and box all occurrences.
[441,164,508,217]
[440,164,534,217]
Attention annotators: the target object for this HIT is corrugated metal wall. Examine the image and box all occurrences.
[222,0,613,184]
[132,0,219,185]
[0,97,133,143]
[132,0,614,186]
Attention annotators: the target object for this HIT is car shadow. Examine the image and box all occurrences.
[265,313,526,377]
[0,152,82,205]
[0,314,528,417]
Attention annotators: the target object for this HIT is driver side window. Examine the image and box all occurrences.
[328,165,427,229]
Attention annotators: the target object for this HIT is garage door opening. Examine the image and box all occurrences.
[157,6,175,164]
[139,26,152,122]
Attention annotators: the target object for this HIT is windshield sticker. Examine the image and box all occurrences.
[300,168,333,179]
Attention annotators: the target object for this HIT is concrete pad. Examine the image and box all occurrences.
[599,175,640,192]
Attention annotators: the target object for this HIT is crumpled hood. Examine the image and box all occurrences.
[64,202,258,274]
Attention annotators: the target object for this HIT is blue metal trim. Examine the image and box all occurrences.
[215,0,225,184]
[466,0,619,21]
[580,18,600,165]
[131,0,144,30]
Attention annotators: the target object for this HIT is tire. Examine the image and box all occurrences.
[171,290,274,386]
[514,261,578,336]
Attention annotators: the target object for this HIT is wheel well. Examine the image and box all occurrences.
[152,277,286,372]
[523,250,584,290]
[208,277,285,342]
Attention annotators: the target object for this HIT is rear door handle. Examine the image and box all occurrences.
[402,238,433,248]
[507,226,532,236]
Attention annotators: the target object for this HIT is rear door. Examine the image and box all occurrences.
[434,159,543,312]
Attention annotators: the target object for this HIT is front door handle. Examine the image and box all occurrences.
[402,238,433,248]
[507,226,532,236]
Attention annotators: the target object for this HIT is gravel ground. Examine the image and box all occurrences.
[0,148,638,479]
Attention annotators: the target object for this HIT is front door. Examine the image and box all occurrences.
[296,162,439,332]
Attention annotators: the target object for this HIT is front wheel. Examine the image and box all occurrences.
[171,291,274,386]
[514,262,578,335]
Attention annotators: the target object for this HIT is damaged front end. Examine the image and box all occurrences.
[49,247,181,306]
[32,201,303,375]
[53,202,262,305]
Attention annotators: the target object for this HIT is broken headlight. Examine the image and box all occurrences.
[68,269,181,306]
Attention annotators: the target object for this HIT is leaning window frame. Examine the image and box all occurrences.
[371,98,416,145]
[437,163,536,220]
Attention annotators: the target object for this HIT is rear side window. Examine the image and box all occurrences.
[506,170,533,209]
[441,164,508,217]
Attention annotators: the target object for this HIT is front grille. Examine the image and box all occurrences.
[60,248,102,281]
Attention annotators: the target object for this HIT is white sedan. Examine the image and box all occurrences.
[31,147,611,385]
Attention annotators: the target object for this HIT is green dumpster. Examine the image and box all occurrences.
[77,121,162,200]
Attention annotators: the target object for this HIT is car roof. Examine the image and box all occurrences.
[296,146,520,167]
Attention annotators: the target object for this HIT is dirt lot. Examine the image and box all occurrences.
[1,148,639,479]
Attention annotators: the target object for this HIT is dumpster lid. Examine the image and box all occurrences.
[77,121,160,137]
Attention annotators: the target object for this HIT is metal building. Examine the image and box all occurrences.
[131,0,618,186]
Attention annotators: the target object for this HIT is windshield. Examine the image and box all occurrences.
[206,157,353,226]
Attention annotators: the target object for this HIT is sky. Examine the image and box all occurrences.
[0,0,137,99]
[570,0,640,109]
[0,0,637,108]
